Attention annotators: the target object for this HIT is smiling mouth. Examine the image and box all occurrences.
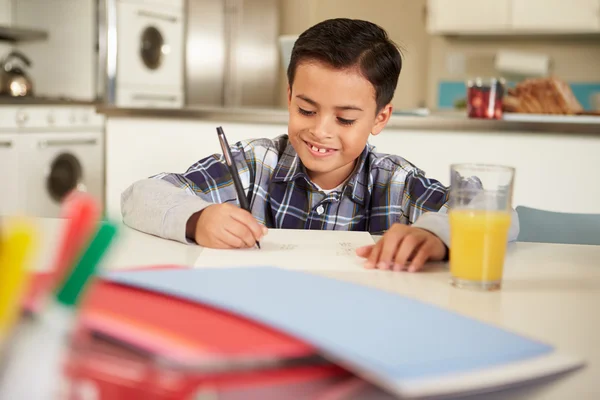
[304,140,337,155]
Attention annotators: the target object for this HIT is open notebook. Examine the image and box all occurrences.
[195,229,375,271]
[105,267,584,399]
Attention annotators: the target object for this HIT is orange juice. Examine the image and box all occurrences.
[449,210,511,284]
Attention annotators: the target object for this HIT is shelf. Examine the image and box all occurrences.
[432,31,600,41]
[0,25,48,43]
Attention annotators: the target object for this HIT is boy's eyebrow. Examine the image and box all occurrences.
[296,95,364,112]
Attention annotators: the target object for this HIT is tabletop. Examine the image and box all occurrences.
[31,218,600,399]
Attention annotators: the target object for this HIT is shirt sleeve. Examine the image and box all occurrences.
[121,140,255,243]
[404,169,520,247]
[401,169,450,224]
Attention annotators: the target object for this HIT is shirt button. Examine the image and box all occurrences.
[316,205,325,215]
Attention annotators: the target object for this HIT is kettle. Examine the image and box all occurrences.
[0,51,34,97]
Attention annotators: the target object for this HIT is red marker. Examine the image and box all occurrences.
[24,192,100,313]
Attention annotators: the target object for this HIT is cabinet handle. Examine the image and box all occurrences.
[38,139,97,148]
[137,10,178,23]
[0,140,13,148]
[132,94,178,102]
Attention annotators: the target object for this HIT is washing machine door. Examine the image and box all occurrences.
[47,152,86,203]
[140,25,165,70]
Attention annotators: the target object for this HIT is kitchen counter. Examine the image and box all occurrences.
[0,96,102,106]
[97,105,600,135]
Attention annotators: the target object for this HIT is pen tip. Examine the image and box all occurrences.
[256,241,261,249]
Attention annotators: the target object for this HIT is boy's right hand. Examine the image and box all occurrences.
[186,204,267,248]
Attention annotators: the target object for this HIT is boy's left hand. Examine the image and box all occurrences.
[356,224,447,272]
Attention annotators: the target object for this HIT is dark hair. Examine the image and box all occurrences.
[287,18,402,112]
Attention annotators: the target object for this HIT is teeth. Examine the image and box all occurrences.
[311,144,329,153]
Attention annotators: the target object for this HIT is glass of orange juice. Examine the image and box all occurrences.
[449,164,515,291]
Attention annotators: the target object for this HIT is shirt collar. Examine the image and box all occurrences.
[271,139,308,183]
[271,138,373,207]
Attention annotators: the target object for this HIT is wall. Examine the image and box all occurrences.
[0,0,13,60]
[0,0,10,25]
[278,0,430,110]
[105,119,289,218]
[105,118,600,219]
[13,0,97,101]
[429,36,600,110]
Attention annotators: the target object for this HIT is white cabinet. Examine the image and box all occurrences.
[0,134,20,215]
[428,0,600,34]
[427,0,511,34]
[512,0,600,32]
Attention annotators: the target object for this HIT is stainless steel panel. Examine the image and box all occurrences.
[186,0,226,106]
[228,0,279,107]
[186,0,279,108]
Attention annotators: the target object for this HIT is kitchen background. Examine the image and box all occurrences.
[2,0,600,219]
[1,0,599,110]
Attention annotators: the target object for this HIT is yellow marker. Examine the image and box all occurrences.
[0,219,36,344]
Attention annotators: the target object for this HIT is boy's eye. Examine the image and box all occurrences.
[298,107,315,116]
[337,117,356,126]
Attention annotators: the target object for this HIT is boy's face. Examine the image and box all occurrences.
[287,61,392,189]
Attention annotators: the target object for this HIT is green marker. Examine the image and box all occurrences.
[0,221,118,399]
[56,222,118,306]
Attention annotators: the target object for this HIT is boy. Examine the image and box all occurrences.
[122,18,519,272]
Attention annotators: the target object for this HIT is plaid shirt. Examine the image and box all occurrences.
[153,134,450,235]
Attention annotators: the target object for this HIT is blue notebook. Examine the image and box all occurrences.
[105,267,583,398]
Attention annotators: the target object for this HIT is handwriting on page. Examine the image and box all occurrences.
[336,242,358,257]
[278,244,298,251]
[196,229,375,270]
[273,242,357,256]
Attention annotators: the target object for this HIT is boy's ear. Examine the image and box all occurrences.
[287,85,292,107]
[371,103,393,136]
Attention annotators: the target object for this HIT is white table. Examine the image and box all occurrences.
[33,218,600,399]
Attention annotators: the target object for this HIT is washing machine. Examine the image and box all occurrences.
[113,0,185,108]
[11,106,105,218]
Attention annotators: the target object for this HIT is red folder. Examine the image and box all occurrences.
[77,274,318,363]
[60,266,353,400]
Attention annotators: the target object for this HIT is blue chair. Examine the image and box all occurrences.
[516,206,600,245]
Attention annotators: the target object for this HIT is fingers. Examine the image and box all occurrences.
[407,240,435,272]
[363,225,445,272]
[393,234,427,271]
[376,234,403,270]
[355,245,373,258]
[365,240,382,269]
[230,207,267,242]
[224,219,256,248]
[364,225,409,270]
[212,237,236,249]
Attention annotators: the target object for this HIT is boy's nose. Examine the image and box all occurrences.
[311,116,334,140]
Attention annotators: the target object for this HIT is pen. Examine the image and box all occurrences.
[216,126,261,249]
